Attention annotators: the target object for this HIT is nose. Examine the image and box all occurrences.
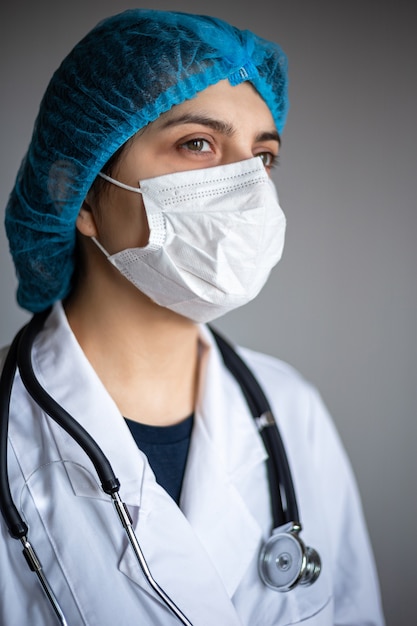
[220,142,254,166]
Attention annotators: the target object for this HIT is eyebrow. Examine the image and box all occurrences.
[257,130,281,144]
[159,112,281,144]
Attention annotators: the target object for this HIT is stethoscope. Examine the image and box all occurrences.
[0,308,321,626]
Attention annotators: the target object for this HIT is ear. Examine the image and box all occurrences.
[76,199,98,237]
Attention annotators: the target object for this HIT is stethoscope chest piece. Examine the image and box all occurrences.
[258,522,321,591]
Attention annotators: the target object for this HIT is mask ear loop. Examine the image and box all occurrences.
[90,236,111,258]
[92,173,145,259]
[93,173,166,254]
[98,172,143,194]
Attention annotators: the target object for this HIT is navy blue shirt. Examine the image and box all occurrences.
[125,415,194,504]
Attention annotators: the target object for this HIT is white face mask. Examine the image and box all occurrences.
[93,157,286,323]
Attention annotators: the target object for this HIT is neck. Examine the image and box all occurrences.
[64,255,200,426]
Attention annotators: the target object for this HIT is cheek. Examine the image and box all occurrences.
[95,192,150,253]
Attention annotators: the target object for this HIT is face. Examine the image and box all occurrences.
[78,79,280,254]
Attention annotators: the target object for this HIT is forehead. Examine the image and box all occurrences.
[153,79,277,131]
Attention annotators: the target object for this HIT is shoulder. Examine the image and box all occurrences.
[238,345,308,384]
[205,321,328,427]
[237,344,320,407]
[233,343,338,450]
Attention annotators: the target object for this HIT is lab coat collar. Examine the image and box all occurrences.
[34,304,268,599]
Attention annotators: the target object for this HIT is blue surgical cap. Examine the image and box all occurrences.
[5,9,289,312]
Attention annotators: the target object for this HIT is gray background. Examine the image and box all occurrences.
[1,2,415,624]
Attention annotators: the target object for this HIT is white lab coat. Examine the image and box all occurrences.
[0,303,385,626]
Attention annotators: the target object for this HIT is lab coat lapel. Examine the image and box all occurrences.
[117,469,243,625]
[180,326,268,598]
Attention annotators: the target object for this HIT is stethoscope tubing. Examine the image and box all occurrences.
[211,328,300,528]
[0,323,29,538]
[16,308,121,496]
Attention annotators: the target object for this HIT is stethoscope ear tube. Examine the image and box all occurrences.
[0,310,121,539]
[16,309,121,496]
[0,324,29,538]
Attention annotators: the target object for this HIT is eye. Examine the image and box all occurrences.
[257,152,278,169]
[179,138,212,153]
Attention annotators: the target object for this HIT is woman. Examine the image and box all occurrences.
[0,9,384,625]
